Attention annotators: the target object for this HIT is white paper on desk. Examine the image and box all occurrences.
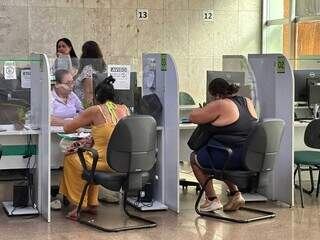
[61,132,91,139]
[21,69,31,88]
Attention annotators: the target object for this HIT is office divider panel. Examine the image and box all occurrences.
[31,53,51,221]
[248,54,294,206]
[143,53,179,212]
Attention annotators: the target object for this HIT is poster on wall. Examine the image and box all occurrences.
[107,65,131,90]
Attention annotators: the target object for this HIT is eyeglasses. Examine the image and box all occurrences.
[61,81,75,86]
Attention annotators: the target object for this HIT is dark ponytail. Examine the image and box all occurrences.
[95,76,116,104]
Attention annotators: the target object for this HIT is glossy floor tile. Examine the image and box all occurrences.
[0,185,319,240]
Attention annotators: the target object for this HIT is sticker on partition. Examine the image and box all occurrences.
[137,9,148,20]
[161,54,167,71]
[4,61,17,80]
[276,56,285,73]
[21,69,31,88]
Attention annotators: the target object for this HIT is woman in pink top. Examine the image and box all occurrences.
[51,69,83,126]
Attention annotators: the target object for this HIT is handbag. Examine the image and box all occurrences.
[187,124,213,151]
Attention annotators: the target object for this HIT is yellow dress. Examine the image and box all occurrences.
[59,103,119,208]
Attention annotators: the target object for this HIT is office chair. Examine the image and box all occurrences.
[179,91,195,105]
[294,119,320,208]
[195,119,285,223]
[76,115,157,232]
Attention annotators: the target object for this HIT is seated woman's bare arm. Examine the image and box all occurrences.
[63,106,97,133]
[51,116,67,126]
[189,101,221,124]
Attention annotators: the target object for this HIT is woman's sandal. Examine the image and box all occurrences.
[65,207,79,221]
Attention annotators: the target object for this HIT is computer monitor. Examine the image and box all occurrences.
[206,71,246,102]
[294,70,320,103]
[308,82,320,106]
[114,72,137,107]
[0,68,31,108]
[93,71,137,107]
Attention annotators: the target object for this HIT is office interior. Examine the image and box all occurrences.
[0,1,319,239]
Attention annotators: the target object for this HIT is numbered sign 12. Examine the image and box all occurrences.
[137,9,148,20]
[203,10,214,22]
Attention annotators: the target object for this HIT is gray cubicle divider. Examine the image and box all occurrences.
[31,53,51,221]
[222,55,260,115]
[248,54,294,206]
[142,53,179,212]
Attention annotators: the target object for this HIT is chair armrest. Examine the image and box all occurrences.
[206,144,233,171]
[77,147,99,182]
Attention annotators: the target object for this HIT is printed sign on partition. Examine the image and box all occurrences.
[107,65,131,90]
[21,69,31,88]
[4,61,17,80]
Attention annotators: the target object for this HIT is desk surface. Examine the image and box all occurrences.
[179,123,197,130]
[294,120,311,127]
[51,125,164,133]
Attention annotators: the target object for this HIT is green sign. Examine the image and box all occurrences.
[276,56,285,73]
[161,54,167,71]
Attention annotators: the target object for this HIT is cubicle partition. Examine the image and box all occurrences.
[30,53,51,221]
[248,54,294,206]
[0,54,51,221]
[142,53,179,212]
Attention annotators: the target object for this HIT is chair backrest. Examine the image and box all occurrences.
[243,119,285,172]
[107,115,157,173]
[179,91,195,105]
[304,119,320,148]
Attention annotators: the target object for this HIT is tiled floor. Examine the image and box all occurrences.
[0,184,319,240]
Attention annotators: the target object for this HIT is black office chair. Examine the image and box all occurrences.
[76,115,157,232]
[195,119,285,223]
[294,119,320,208]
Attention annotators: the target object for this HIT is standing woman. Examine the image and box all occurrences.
[55,38,79,76]
[74,41,106,107]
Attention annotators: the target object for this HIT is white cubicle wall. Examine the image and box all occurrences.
[31,53,51,221]
[248,54,294,206]
[143,53,180,212]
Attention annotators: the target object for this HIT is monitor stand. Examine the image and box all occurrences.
[2,201,39,216]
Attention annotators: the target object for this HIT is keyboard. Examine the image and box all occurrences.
[294,107,313,120]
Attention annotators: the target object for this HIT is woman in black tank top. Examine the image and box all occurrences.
[189,78,258,212]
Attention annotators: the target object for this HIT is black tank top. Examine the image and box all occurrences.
[208,96,258,146]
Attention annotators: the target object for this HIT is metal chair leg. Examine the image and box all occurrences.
[316,165,320,198]
[194,175,275,223]
[77,182,90,217]
[297,164,304,208]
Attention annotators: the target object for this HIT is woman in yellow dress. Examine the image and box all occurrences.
[59,76,130,220]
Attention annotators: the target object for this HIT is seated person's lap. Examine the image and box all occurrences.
[195,139,245,170]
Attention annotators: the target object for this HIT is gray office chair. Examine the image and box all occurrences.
[76,115,157,232]
[294,119,320,208]
[195,119,285,223]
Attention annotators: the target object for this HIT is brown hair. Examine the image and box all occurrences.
[208,78,239,97]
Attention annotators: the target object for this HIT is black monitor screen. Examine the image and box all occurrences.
[294,70,320,102]
[308,85,320,105]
